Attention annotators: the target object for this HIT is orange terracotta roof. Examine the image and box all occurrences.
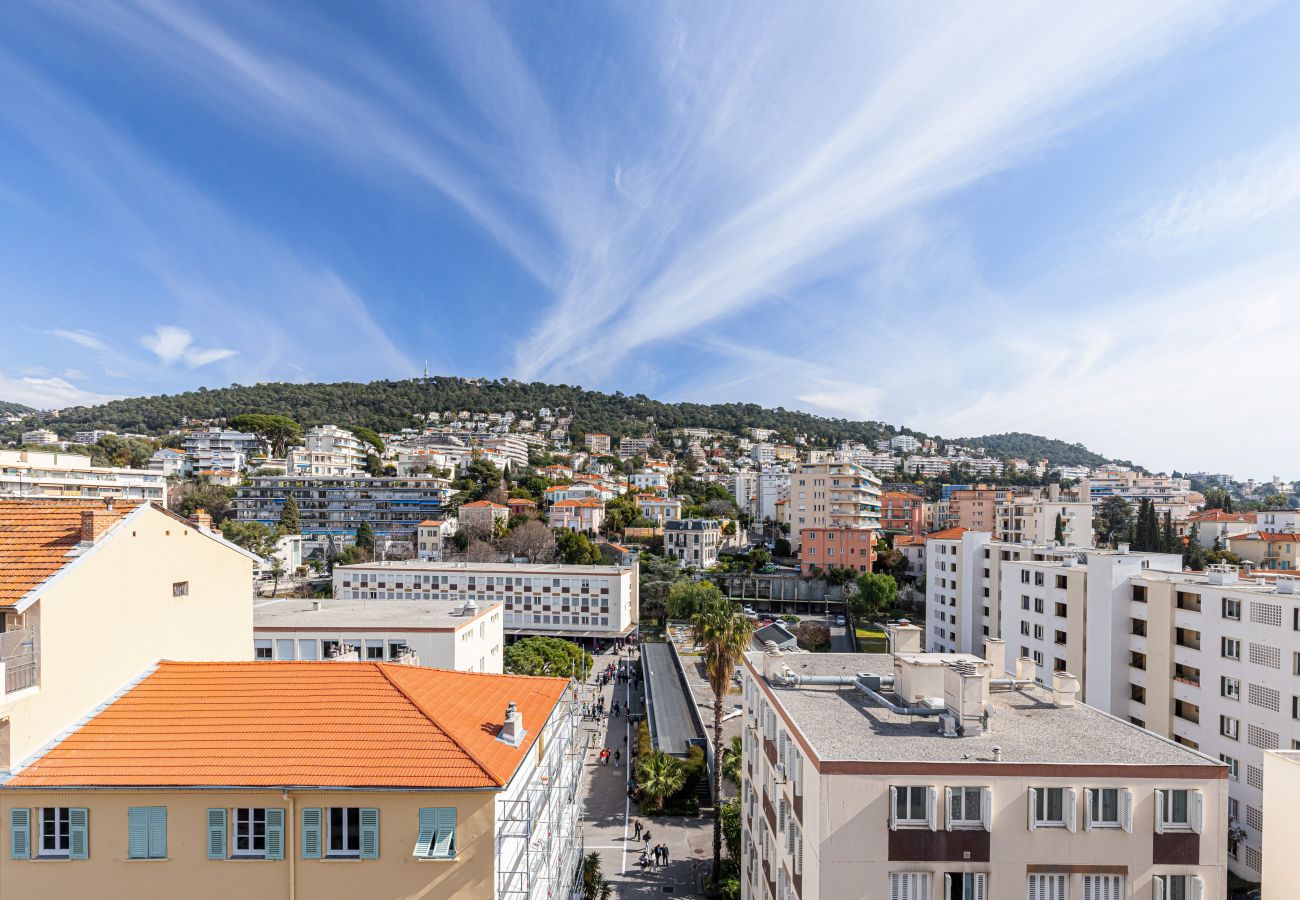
[1232,532,1300,542]
[553,498,604,508]
[1189,510,1256,523]
[417,519,446,526]
[0,499,142,608]
[460,500,508,510]
[924,527,969,541]
[7,661,568,789]
[893,534,925,546]
[507,498,537,507]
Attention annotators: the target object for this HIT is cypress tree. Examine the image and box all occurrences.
[1054,513,1066,545]
[355,520,375,553]
[1161,511,1175,554]
[278,494,301,535]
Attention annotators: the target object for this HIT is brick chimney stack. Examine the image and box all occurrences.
[80,509,111,546]
[191,509,213,533]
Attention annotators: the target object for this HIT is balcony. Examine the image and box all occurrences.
[1173,700,1200,725]
[1173,664,1200,687]
[1,628,38,695]
[1175,628,1201,652]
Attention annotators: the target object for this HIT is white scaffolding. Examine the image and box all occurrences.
[496,683,585,900]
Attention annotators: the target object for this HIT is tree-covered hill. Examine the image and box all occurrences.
[0,401,34,416]
[958,432,1110,469]
[0,377,1121,467]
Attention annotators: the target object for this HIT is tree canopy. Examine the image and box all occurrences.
[228,414,302,457]
[503,636,592,678]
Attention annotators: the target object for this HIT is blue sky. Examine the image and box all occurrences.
[2,2,1299,479]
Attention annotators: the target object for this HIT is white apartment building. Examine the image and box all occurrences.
[19,429,58,445]
[253,597,504,673]
[288,424,368,476]
[663,518,723,569]
[618,436,653,459]
[631,471,669,491]
[1082,468,1201,520]
[332,560,638,640]
[732,472,759,519]
[0,449,167,503]
[757,471,791,523]
[951,535,1300,881]
[889,434,920,453]
[147,448,189,478]
[787,462,881,550]
[751,443,777,465]
[740,628,1227,900]
[994,493,1093,546]
[71,429,115,444]
[182,427,261,473]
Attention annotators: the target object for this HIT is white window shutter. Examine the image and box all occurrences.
[889,786,898,831]
[1120,788,1133,833]
[779,797,787,834]
[1189,790,1203,834]
[1083,788,1094,832]
[926,786,938,831]
[1027,788,1038,832]
[1154,789,1166,834]
[888,873,903,900]
[981,787,992,831]
[1152,875,1165,900]
[1064,788,1077,833]
[796,834,803,874]
[973,873,987,900]
[945,787,955,832]
[944,874,953,898]
[1191,876,1204,900]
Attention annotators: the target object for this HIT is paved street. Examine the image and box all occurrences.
[576,646,714,897]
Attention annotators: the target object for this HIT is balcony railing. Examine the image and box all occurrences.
[1,628,38,694]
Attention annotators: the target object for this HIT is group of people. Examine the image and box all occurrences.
[598,747,622,768]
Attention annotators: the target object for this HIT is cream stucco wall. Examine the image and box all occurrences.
[0,507,253,771]
[1262,750,1300,895]
[0,788,496,900]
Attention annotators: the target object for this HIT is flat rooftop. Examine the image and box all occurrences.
[336,560,631,575]
[749,652,1220,769]
[254,597,500,630]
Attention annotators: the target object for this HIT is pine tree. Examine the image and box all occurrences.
[1160,511,1175,554]
[278,494,301,535]
[1054,513,1066,545]
[355,520,375,553]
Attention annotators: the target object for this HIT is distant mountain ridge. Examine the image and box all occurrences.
[1,377,1118,469]
[0,401,34,416]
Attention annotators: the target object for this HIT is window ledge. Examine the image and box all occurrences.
[414,856,458,862]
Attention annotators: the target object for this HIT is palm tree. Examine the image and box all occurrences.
[721,734,743,787]
[635,751,686,814]
[692,594,755,887]
[581,851,613,900]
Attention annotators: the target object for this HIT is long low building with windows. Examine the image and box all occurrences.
[0,661,581,900]
[739,626,1227,900]
[253,597,504,673]
[332,560,638,641]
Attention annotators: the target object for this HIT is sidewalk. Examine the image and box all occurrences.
[575,646,714,896]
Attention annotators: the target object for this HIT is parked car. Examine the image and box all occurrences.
[742,606,757,617]
[835,615,846,626]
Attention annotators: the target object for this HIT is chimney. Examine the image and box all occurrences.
[1047,483,1060,502]
[1051,671,1079,707]
[992,746,1003,763]
[497,701,526,747]
[79,509,113,547]
[887,622,923,655]
[1117,542,1130,555]
[1015,656,1036,682]
[983,638,1006,674]
[761,641,785,681]
[191,508,213,533]
[310,600,322,611]
[942,662,988,736]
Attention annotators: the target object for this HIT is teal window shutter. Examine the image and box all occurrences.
[68,808,89,860]
[127,807,149,859]
[359,808,379,859]
[147,807,167,860]
[10,808,31,860]
[264,808,285,861]
[206,808,227,860]
[301,808,322,859]
[432,808,456,859]
[414,809,436,857]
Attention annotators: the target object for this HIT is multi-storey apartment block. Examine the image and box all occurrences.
[663,518,722,569]
[287,424,368,476]
[880,491,924,536]
[948,486,1014,532]
[1081,468,1200,520]
[994,491,1093,546]
[799,527,875,576]
[0,499,257,774]
[787,462,881,550]
[234,475,452,552]
[739,627,1227,900]
[182,427,262,473]
[253,597,504,672]
[0,661,582,900]
[0,449,167,503]
[583,433,611,455]
[333,560,638,640]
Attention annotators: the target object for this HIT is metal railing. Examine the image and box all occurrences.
[2,628,38,693]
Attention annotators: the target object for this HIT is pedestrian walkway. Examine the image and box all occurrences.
[575,645,714,896]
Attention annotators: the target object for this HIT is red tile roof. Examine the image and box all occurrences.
[7,661,569,789]
[924,527,969,541]
[0,499,143,608]
[553,498,604,509]
[1232,532,1300,543]
[460,500,508,510]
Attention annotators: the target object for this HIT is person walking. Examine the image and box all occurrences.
[638,852,649,873]
[633,819,642,840]
[613,749,621,768]
[660,843,670,866]
[642,829,652,850]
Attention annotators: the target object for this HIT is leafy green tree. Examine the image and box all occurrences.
[691,594,755,886]
[635,751,687,814]
[228,414,302,457]
[89,434,158,468]
[555,529,601,565]
[721,734,743,788]
[852,572,897,623]
[748,548,771,571]
[220,519,276,558]
[346,425,385,454]
[667,580,723,620]
[355,521,376,553]
[278,494,301,535]
[503,636,592,677]
[268,556,286,598]
[580,852,613,900]
[456,457,503,502]
[1094,496,1133,547]
[773,537,791,558]
[717,798,742,900]
[170,478,237,523]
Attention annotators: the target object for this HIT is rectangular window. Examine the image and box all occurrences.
[128,806,166,860]
[891,786,931,827]
[1219,755,1239,781]
[1031,787,1068,828]
[1156,875,1201,900]
[39,808,70,858]
[415,808,457,859]
[1158,789,1196,831]
[1221,676,1240,700]
[1026,873,1067,900]
[254,640,273,660]
[946,786,985,829]
[1034,597,1044,614]
[328,808,362,857]
[1087,788,1121,828]
[945,872,988,899]
[234,808,267,857]
[889,872,932,899]
[172,581,189,597]
[1222,598,1241,620]
[1222,637,1240,660]
[1081,874,1123,900]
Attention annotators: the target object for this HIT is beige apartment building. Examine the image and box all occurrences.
[0,499,257,774]
[0,661,581,900]
[1261,749,1300,894]
[740,627,1227,900]
[948,486,1013,533]
[994,488,1093,547]
[787,462,881,550]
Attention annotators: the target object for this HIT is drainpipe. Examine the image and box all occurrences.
[851,677,945,717]
[989,678,1035,687]
[285,790,295,900]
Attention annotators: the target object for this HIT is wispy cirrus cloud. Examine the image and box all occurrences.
[48,328,110,352]
[139,325,237,368]
[0,371,119,409]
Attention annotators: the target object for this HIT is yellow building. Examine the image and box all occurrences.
[1227,530,1300,571]
[0,499,258,774]
[0,661,580,900]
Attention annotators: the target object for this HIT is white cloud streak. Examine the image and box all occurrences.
[139,325,237,368]
[0,372,119,409]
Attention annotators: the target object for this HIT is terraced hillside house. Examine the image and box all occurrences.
[0,662,582,900]
[739,626,1227,900]
[0,499,258,775]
